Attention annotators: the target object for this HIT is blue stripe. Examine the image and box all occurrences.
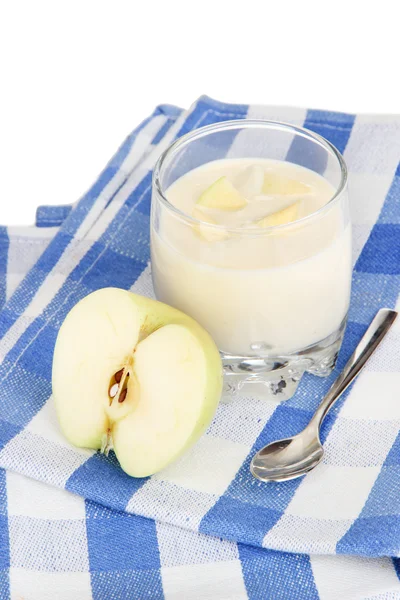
[356,224,400,274]
[336,515,400,557]
[286,109,355,172]
[86,501,163,600]
[176,96,248,139]
[35,204,73,227]
[66,453,148,512]
[393,558,400,582]
[379,164,400,224]
[156,104,183,118]
[304,109,355,154]
[348,272,400,326]
[239,544,319,600]
[0,349,52,451]
[151,117,175,145]
[0,227,9,311]
[0,469,10,600]
[130,172,153,217]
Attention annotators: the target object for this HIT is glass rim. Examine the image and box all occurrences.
[153,119,348,234]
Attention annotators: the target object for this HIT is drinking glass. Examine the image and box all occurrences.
[151,120,351,401]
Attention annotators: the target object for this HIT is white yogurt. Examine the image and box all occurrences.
[151,158,351,356]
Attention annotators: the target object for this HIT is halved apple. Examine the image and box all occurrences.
[197,176,247,210]
[257,202,300,227]
[262,173,311,195]
[52,288,223,477]
[192,207,228,242]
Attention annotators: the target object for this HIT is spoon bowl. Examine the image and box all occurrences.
[250,429,324,482]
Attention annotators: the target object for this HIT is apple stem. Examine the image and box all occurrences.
[100,429,113,456]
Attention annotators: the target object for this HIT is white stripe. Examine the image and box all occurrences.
[263,463,380,554]
[7,470,85,520]
[7,225,58,238]
[0,428,92,488]
[339,371,400,420]
[6,232,56,300]
[10,568,93,600]
[156,521,239,568]
[129,262,155,298]
[247,104,307,124]
[344,114,400,262]
[126,479,217,531]
[0,399,93,485]
[310,554,400,600]
[152,434,249,497]
[227,105,307,162]
[161,560,248,600]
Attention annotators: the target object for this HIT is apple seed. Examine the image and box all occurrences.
[109,383,119,398]
[114,368,124,383]
[118,388,128,403]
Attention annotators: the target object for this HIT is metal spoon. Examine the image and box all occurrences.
[250,308,398,482]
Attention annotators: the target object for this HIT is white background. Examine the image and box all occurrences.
[0,0,398,225]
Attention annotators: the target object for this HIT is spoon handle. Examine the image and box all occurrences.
[311,308,397,427]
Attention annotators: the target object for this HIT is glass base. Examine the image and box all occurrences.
[221,318,347,402]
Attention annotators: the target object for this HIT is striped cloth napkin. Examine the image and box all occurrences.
[0,97,400,600]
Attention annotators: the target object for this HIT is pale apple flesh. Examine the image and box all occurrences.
[52,288,223,477]
[234,165,265,199]
[257,201,300,228]
[262,173,311,195]
[196,176,247,210]
[192,206,228,242]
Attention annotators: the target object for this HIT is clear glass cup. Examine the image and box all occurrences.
[151,120,351,401]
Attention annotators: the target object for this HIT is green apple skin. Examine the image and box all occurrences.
[52,288,223,478]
